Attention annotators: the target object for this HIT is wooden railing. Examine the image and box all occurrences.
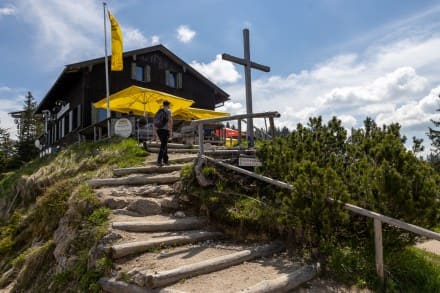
[201,155,440,282]
[190,111,280,157]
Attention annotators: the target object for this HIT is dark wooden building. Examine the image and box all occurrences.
[35,45,229,149]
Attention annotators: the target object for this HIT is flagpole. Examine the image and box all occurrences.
[103,2,111,137]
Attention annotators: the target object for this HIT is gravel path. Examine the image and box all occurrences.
[415,240,440,255]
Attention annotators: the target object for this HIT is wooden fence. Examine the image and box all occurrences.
[198,147,440,282]
[190,111,281,157]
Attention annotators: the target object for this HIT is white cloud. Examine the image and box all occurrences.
[218,101,244,115]
[0,5,16,16]
[376,86,440,128]
[0,87,27,138]
[15,0,103,67]
[123,27,149,49]
[177,25,196,43]
[13,0,155,67]
[221,34,440,153]
[151,35,160,45]
[191,54,241,84]
[320,67,428,106]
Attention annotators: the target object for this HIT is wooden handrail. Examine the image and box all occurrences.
[193,111,281,157]
[202,155,440,282]
[190,111,280,125]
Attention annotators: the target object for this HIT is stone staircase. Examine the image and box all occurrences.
[89,146,317,293]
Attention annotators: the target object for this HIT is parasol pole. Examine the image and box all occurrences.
[103,2,111,138]
[143,92,148,140]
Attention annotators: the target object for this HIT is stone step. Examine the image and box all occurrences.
[109,230,223,259]
[147,148,257,157]
[95,185,174,199]
[112,217,206,232]
[165,255,314,293]
[142,242,285,288]
[113,164,187,177]
[148,148,199,154]
[99,196,179,216]
[88,172,180,188]
[99,278,185,293]
[239,264,318,292]
[102,242,316,293]
[145,142,199,150]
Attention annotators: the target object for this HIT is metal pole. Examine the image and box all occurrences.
[103,2,111,137]
[243,29,254,147]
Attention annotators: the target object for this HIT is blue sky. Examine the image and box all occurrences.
[1,0,440,152]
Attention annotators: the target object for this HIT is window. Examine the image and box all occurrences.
[131,62,151,82]
[136,66,144,81]
[91,103,106,124]
[97,109,107,123]
[165,70,182,88]
[168,71,176,88]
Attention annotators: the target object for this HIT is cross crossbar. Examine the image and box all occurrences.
[222,54,270,72]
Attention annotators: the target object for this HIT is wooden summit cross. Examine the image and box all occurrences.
[222,28,270,146]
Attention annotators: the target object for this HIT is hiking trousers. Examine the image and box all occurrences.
[157,129,169,164]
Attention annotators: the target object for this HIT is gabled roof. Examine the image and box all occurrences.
[36,44,229,113]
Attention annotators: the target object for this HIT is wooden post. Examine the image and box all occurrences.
[269,117,275,142]
[374,218,384,282]
[222,29,271,146]
[198,123,204,158]
[238,119,242,145]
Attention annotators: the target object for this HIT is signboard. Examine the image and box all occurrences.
[114,118,133,138]
[239,156,262,167]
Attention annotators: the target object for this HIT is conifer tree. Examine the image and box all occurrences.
[0,125,14,172]
[12,92,42,164]
[428,95,440,168]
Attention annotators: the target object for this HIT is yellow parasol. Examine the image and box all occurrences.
[173,107,230,120]
[93,85,194,117]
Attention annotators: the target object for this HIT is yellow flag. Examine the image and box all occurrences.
[108,11,123,71]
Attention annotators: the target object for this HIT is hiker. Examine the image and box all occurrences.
[153,100,173,166]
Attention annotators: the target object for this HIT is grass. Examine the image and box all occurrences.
[324,243,440,292]
[0,137,147,291]
[385,246,440,292]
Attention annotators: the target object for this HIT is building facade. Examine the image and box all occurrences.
[35,45,229,149]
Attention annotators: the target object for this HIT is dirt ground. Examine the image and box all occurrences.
[415,239,440,255]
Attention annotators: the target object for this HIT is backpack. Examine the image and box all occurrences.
[153,109,168,128]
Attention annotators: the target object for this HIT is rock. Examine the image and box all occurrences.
[127,198,161,216]
[88,245,105,270]
[100,232,122,245]
[160,197,179,210]
[133,273,146,287]
[174,211,186,218]
[53,213,78,273]
[102,197,129,209]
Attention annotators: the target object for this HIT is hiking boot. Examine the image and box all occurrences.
[156,162,163,167]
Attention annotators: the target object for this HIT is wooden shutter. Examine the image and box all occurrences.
[165,70,170,86]
[131,62,136,80]
[177,73,183,88]
[144,65,151,82]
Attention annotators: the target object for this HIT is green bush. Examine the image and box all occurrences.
[257,117,440,249]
